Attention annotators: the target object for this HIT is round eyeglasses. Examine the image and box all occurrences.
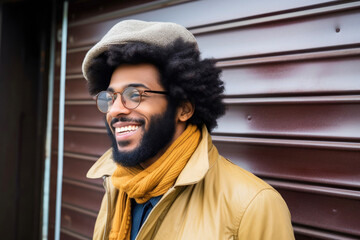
[96,87,167,113]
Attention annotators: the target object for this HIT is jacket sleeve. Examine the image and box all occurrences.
[92,193,108,240]
[237,188,295,240]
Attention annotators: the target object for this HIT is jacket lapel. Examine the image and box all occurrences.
[175,125,218,186]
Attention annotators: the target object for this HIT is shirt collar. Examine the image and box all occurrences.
[149,195,162,206]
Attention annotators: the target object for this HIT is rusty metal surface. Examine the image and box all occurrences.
[221,56,360,96]
[66,50,86,74]
[65,78,92,100]
[67,9,360,57]
[63,130,110,156]
[68,0,338,27]
[61,205,96,238]
[68,0,157,23]
[216,103,360,141]
[273,183,360,236]
[197,9,360,59]
[62,155,102,186]
[66,0,343,48]
[62,181,104,212]
[216,141,360,189]
[64,104,103,127]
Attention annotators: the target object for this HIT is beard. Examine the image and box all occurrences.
[105,106,176,167]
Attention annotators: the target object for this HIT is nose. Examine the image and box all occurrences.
[107,95,131,117]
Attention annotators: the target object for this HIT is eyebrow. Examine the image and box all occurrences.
[107,83,149,92]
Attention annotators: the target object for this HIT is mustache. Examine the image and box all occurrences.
[110,117,145,126]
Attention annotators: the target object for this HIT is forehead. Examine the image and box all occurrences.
[108,64,162,90]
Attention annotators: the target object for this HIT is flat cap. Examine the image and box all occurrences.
[82,19,198,81]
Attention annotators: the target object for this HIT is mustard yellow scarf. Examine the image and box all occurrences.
[109,124,201,240]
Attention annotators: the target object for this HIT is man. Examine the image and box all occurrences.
[83,20,295,240]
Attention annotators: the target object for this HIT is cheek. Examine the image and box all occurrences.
[142,102,168,125]
[106,114,113,132]
[144,99,168,114]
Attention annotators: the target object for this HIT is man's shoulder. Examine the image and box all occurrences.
[213,156,272,188]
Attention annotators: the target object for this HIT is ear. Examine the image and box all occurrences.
[176,101,195,122]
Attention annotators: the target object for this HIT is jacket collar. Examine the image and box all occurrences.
[174,125,218,186]
[86,125,218,185]
[86,148,117,178]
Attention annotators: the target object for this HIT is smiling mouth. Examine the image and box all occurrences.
[115,125,140,135]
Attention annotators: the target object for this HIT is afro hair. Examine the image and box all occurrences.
[86,38,225,132]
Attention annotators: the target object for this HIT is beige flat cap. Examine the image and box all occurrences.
[82,19,198,81]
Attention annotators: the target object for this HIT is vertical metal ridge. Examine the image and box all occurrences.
[54,1,68,240]
[41,0,56,239]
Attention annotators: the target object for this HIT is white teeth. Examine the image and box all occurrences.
[115,125,139,134]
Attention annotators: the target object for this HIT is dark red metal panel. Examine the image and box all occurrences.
[64,130,110,156]
[62,154,102,186]
[62,206,96,238]
[222,56,360,96]
[216,141,360,189]
[69,0,156,23]
[67,0,341,49]
[197,9,360,59]
[66,9,360,59]
[62,181,104,212]
[64,104,103,128]
[273,183,360,237]
[216,103,360,141]
[67,50,86,75]
[66,78,92,100]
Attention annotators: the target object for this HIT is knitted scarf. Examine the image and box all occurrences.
[109,124,201,240]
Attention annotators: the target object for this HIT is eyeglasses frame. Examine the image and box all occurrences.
[95,87,168,113]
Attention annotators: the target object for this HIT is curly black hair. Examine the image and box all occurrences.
[87,38,225,132]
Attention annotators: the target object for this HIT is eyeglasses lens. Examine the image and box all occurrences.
[96,87,142,113]
[97,91,113,113]
[122,87,141,109]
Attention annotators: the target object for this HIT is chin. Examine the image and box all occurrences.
[106,106,177,167]
[116,142,139,153]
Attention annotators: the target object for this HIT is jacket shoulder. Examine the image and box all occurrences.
[213,156,274,196]
[207,156,294,239]
[204,156,277,213]
[208,157,281,209]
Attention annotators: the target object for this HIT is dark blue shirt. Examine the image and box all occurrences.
[130,196,162,240]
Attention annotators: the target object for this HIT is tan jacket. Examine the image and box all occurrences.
[87,126,295,240]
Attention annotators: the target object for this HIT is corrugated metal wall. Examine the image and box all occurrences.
[49,0,360,239]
